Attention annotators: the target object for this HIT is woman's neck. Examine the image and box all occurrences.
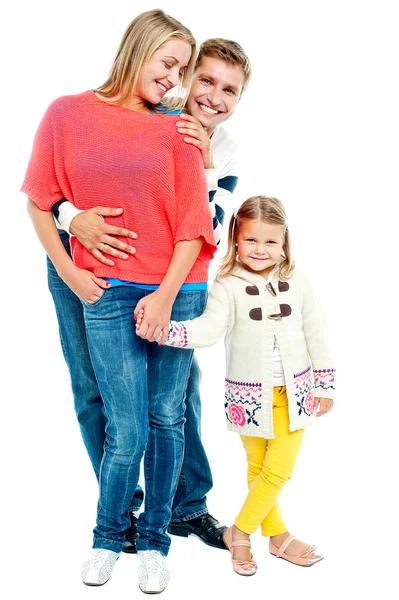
[94,91,152,114]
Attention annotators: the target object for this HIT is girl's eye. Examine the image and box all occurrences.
[246,239,255,242]
[164,62,173,69]
[267,241,276,245]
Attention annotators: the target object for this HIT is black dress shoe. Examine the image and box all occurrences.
[122,513,138,554]
[168,513,228,550]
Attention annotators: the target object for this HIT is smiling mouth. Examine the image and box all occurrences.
[250,257,269,261]
[197,102,221,115]
[156,81,168,94]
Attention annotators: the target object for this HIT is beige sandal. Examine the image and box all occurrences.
[269,534,324,567]
[223,526,257,576]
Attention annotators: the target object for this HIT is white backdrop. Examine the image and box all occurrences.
[2,1,398,598]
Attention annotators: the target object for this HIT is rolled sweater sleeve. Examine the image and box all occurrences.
[21,100,64,210]
[172,133,217,260]
[302,276,336,399]
[166,280,231,348]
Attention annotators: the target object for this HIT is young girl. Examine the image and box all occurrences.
[136,195,335,575]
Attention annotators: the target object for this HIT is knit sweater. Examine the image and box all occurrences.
[166,265,335,438]
[21,90,216,284]
[56,124,239,245]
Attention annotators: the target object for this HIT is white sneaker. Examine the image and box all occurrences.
[137,550,171,594]
[81,548,120,586]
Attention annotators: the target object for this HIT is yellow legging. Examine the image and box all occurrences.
[235,386,304,537]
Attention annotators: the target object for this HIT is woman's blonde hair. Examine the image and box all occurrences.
[96,9,197,111]
[218,196,295,280]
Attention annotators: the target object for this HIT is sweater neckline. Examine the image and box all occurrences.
[230,264,281,286]
[87,90,163,121]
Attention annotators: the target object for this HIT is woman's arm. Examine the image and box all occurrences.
[134,238,203,343]
[27,199,109,304]
[136,278,231,348]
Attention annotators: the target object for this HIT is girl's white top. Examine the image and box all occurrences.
[166,265,335,438]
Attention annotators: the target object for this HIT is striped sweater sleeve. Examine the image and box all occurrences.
[207,134,239,245]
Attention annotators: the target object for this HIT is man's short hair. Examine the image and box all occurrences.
[196,38,252,92]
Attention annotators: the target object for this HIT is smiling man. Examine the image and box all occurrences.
[50,38,251,552]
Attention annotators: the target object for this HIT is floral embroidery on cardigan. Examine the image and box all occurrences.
[224,379,262,427]
[167,322,188,347]
[314,368,336,391]
[294,366,315,417]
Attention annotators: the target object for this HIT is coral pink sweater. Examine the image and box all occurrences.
[22,90,216,283]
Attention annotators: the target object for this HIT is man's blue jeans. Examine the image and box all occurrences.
[82,285,207,554]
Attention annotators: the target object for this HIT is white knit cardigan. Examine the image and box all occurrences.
[166,266,335,438]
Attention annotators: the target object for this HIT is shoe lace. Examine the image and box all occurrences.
[145,551,163,575]
[91,549,110,568]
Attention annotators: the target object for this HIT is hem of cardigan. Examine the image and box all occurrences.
[226,423,275,439]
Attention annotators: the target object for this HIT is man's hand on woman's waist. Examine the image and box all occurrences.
[70,206,138,266]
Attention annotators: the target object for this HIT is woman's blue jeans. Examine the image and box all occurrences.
[82,284,207,554]
[47,232,213,538]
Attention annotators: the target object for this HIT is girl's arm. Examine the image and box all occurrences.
[301,276,336,413]
[27,199,109,304]
[137,280,231,348]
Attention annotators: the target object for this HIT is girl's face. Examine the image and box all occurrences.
[136,38,192,104]
[236,218,285,278]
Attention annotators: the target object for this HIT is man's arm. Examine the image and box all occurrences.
[175,115,239,244]
[54,200,138,265]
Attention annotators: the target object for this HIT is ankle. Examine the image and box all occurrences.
[270,531,290,547]
[232,524,250,541]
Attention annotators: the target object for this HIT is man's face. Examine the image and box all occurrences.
[187,56,245,130]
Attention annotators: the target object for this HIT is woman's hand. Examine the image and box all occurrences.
[176,114,214,168]
[62,264,110,304]
[70,207,138,266]
[134,290,172,344]
[314,397,334,417]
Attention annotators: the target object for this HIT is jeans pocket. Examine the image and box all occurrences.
[81,289,107,309]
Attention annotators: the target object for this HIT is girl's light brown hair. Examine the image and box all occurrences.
[218,195,295,280]
[96,9,197,111]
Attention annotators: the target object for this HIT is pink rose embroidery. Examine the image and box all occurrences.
[228,404,247,427]
[305,392,315,414]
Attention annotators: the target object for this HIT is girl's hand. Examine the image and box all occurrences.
[176,114,214,168]
[314,397,334,417]
[135,308,145,332]
[63,265,110,304]
[134,290,172,344]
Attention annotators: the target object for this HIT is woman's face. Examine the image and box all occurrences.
[136,38,192,104]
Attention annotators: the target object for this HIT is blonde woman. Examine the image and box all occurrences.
[139,195,335,575]
[22,9,216,593]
